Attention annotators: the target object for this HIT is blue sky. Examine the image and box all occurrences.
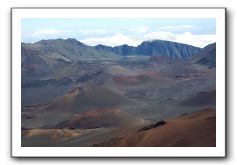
[22,18,216,48]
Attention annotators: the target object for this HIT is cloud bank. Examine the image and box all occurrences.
[29,25,216,48]
[81,33,142,47]
[81,31,215,48]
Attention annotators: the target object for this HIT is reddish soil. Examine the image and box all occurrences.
[93,108,216,147]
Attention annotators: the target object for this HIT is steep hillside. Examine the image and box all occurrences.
[22,38,118,77]
[193,43,216,68]
[95,40,201,58]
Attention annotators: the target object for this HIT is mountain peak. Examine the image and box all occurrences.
[36,38,85,46]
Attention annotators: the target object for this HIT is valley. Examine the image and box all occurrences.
[21,39,216,147]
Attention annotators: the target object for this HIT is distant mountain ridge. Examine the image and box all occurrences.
[21,38,206,77]
[95,40,201,59]
[22,38,202,62]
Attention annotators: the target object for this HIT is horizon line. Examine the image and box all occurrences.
[21,38,216,48]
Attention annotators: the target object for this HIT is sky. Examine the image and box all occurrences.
[21,18,216,48]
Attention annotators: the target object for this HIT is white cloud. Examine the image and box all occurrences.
[175,32,216,48]
[32,29,64,37]
[131,26,150,33]
[144,31,176,41]
[80,33,142,47]
[144,31,215,48]
[80,31,215,48]
[31,28,215,48]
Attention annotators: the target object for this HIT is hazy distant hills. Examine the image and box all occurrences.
[22,38,118,64]
[21,38,216,78]
[95,40,201,58]
[21,38,118,77]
